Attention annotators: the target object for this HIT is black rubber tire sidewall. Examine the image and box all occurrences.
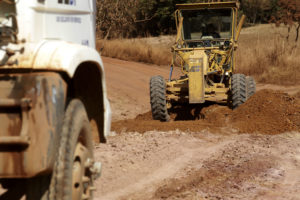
[50,99,94,200]
[150,76,170,122]
[231,74,247,109]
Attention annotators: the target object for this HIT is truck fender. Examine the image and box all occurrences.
[28,40,111,142]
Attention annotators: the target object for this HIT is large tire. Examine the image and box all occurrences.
[150,76,170,122]
[246,76,256,99]
[49,99,95,200]
[231,74,247,109]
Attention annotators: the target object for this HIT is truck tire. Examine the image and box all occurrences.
[246,76,256,99]
[49,99,95,200]
[231,74,247,109]
[150,76,170,122]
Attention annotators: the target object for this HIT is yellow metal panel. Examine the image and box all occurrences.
[189,57,205,104]
[235,15,246,42]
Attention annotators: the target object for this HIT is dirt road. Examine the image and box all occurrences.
[94,57,300,200]
[103,57,182,121]
[103,57,299,122]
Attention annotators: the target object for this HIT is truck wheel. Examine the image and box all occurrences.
[150,76,170,122]
[246,76,256,99]
[231,74,247,109]
[50,99,95,200]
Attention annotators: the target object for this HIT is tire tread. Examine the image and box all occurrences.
[150,76,170,121]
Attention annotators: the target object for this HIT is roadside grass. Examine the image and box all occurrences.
[97,24,300,85]
[96,37,172,66]
[236,24,300,85]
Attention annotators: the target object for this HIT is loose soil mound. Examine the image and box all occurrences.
[112,90,300,134]
[231,90,300,134]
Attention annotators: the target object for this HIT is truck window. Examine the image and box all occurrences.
[58,0,73,5]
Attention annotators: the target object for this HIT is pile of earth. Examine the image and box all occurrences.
[111,90,300,134]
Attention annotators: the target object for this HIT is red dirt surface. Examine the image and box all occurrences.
[295,91,300,98]
[112,90,300,134]
[231,90,300,134]
[92,57,300,200]
[103,57,181,121]
[95,131,300,200]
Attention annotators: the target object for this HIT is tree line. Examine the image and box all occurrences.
[96,0,300,41]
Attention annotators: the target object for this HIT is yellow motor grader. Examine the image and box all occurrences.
[150,1,256,121]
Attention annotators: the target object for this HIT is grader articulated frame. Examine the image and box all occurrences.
[150,1,256,121]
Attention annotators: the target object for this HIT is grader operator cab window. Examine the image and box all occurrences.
[182,8,232,42]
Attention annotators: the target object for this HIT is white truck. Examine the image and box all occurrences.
[0,0,111,199]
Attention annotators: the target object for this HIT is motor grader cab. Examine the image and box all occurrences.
[150,1,256,121]
[0,0,111,199]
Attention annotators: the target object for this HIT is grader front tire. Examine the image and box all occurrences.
[231,74,247,109]
[150,76,170,122]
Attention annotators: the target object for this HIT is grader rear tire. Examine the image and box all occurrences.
[231,74,247,109]
[246,76,256,99]
[150,76,170,122]
[50,99,95,200]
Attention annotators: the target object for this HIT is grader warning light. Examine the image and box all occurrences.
[150,1,256,121]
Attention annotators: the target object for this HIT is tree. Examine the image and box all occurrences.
[96,0,281,39]
[96,0,138,38]
[96,0,189,38]
[271,0,300,42]
[241,0,273,24]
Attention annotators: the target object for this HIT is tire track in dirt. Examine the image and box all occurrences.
[96,57,300,200]
[152,133,300,200]
[98,138,233,200]
[94,131,300,200]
